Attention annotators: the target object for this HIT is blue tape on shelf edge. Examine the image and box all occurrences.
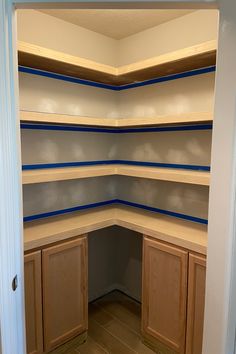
[22,160,211,171]
[19,65,216,91]
[20,122,213,133]
[18,66,119,91]
[23,200,116,222]
[23,198,208,225]
[20,123,119,133]
[22,160,117,170]
[115,66,216,90]
[116,199,208,225]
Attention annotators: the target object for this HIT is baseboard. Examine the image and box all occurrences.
[88,284,118,303]
[89,283,141,304]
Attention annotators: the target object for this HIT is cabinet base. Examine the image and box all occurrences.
[141,333,178,354]
[49,331,87,353]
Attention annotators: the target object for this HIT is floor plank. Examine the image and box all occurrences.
[95,294,141,334]
[89,318,136,354]
[50,335,86,354]
[90,303,155,354]
[76,336,108,354]
[89,302,114,326]
[52,291,156,354]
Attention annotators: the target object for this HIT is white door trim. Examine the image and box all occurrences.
[0,1,26,354]
[204,2,236,353]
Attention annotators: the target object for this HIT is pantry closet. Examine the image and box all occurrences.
[18,9,218,354]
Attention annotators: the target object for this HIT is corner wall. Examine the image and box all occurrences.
[88,226,142,302]
[17,9,218,68]
[117,10,218,65]
[17,9,118,66]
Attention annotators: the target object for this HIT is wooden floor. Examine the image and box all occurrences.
[51,291,156,354]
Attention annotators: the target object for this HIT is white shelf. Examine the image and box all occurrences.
[20,110,213,128]
[22,164,210,186]
[20,111,118,127]
[24,205,207,255]
[117,165,210,186]
[18,40,217,87]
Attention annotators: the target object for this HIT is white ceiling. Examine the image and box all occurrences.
[39,9,194,40]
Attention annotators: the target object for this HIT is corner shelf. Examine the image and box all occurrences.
[18,40,217,87]
[21,40,211,256]
[117,165,210,186]
[20,110,213,128]
[22,165,116,184]
[18,41,117,86]
[22,164,210,186]
[20,110,118,127]
[24,205,207,255]
[118,40,216,85]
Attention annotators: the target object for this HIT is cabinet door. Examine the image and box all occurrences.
[142,237,188,354]
[186,254,206,354]
[24,251,43,354]
[42,236,88,352]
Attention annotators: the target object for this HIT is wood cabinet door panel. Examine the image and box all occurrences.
[186,254,206,354]
[42,236,88,352]
[24,251,43,354]
[142,237,188,354]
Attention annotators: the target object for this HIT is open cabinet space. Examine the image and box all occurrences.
[18,8,218,354]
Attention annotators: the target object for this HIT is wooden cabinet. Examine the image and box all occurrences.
[24,251,43,354]
[42,236,88,352]
[142,237,206,354]
[24,236,88,354]
[24,231,204,354]
[142,236,188,354]
[186,254,206,354]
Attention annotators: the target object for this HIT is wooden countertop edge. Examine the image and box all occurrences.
[116,219,207,255]
[24,218,115,251]
[18,40,217,80]
[22,165,210,186]
[24,206,207,254]
[20,110,213,128]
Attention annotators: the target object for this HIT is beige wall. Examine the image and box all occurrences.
[114,227,142,301]
[23,177,116,217]
[88,227,118,302]
[19,71,215,120]
[116,176,209,220]
[88,226,142,302]
[19,72,118,118]
[118,10,218,65]
[17,9,118,66]
[17,9,218,68]
[118,72,215,118]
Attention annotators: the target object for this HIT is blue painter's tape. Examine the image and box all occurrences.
[116,124,212,134]
[23,199,208,225]
[19,65,216,92]
[22,160,210,172]
[23,199,116,222]
[116,199,208,225]
[22,160,117,170]
[116,160,211,171]
[19,66,118,91]
[20,123,118,133]
[20,122,212,134]
[118,66,216,90]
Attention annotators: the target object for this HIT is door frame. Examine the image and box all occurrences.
[1,1,236,354]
